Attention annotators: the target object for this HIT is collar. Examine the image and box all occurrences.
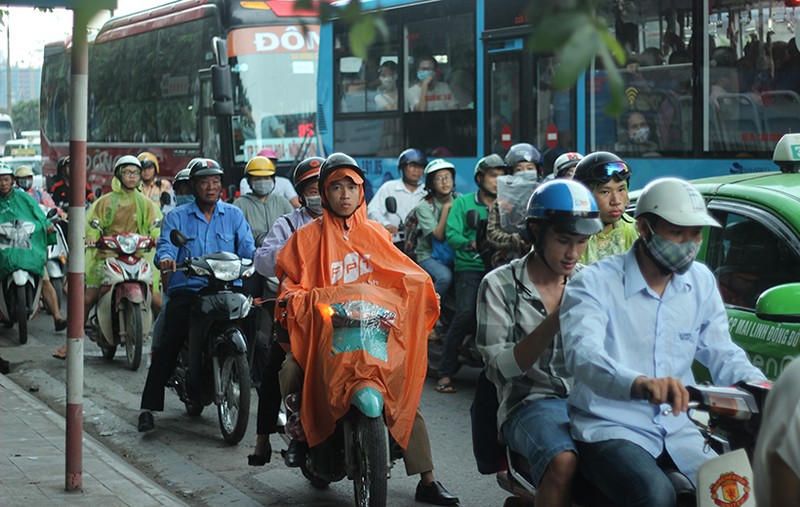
[189,200,222,219]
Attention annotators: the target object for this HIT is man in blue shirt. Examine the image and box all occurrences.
[560,177,766,507]
[138,159,255,432]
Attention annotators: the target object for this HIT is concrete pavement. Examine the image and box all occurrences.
[0,372,188,507]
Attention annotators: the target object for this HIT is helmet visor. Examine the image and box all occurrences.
[590,161,631,183]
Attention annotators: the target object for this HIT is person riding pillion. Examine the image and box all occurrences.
[234,155,293,243]
[138,152,173,209]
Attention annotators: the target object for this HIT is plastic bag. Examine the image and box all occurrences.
[496,171,540,234]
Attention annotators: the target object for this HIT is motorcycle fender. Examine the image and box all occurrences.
[696,449,753,507]
[116,283,145,305]
[11,270,31,286]
[351,386,384,418]
[212,327,248,355]
[45,260,64,279]
[96,294,115,345]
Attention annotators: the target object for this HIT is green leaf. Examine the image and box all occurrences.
[598,28,626,66]
[597,45,624,116]
[349,16,376,60]
[529,12,591,53]
[552,22,598,89]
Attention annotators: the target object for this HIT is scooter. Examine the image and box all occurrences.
[44,212,68,310]
[0,210,53,344]
[166,229,255,445]
[86,218,158,370]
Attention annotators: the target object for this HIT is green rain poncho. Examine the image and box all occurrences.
[85,178,162,287]
[0,189,53,279]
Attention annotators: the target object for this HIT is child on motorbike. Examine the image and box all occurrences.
[275,153,459,505]
[476,179,603,507]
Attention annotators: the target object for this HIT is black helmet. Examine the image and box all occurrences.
[292,156,324,194]
[57,155,70,174]
[188,158,224,179]
[397,148,427,171]
[318,152,365,191]
[504,143,542,167]
[473,154,508,182]
[573,151,631,187]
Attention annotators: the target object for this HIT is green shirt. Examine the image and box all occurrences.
[579,213,639,264]
[414,196,451,263]
[447,192,489,272]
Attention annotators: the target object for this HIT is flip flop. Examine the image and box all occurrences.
[52,346,67,360]
[435,383,457,394]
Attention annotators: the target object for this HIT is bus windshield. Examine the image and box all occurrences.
[229,25,319,164]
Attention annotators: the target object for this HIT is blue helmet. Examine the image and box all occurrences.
[504,143,542,167]
[526,179,602,235]
[397,148,427,171]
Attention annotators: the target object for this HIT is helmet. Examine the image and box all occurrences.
[634,177,720,228]
[14,165,34,178]
[504,143,542,167]
[0,164,13,177]
[573,151,631,187]
[173,168,191,186]
[319,152,364,188]
[188,158,224,179]
[292,156,324,193]
[137,152,159,174]
[423,158,455,191]
[772,133,800,173]
[56,156,70,174]
[257,148,279,161]
[245,156,276,177]
[114,155,142,176]
[553,152,584,177]
[397,148,427,171]
[526,179,603,235]
[473,154,508,180]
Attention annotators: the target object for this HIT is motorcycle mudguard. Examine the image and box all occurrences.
[212,327,248,355]
[95,293,115,346]
[696,449,754,507]
[351,386,384,419]
[46,260,64,279]
[11,270,32,286]
[116,282,145,305]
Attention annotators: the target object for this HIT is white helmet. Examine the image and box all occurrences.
[634,177,720,228]
[772,133,800,173]
[553,152,583,177]
[0,164,13,176]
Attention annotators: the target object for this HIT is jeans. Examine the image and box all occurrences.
[438,270,483,378]
[577,439,677,507]
[418,257,453,298]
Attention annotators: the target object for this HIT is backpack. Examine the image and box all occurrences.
[402,196,435,262]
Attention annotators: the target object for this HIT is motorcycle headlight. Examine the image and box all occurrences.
[117,234,139,255]
[241,265,256,278]
[206,259,241,281]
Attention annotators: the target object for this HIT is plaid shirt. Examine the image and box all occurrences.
[476,251,581,430]
[486,200,529,268]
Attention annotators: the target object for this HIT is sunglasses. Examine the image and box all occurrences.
[589,161,631,183]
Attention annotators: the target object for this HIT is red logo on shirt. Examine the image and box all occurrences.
[708,472,750,507]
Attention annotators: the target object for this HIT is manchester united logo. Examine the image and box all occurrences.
[709,472,750,507]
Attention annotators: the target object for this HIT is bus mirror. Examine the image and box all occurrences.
[211,64,234,116]
[212,36,228,67]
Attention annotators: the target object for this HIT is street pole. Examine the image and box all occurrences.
[65,6,89,492]
[6,11,10,114]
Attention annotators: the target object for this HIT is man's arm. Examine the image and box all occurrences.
[233,208,256,259]
[155,208,180,266]
[254,214,293,277]
[446,198,471,250]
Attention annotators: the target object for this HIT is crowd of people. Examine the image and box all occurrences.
[2,139,793,507]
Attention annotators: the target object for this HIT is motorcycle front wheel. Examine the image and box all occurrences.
[353,416,388,507]
[218,351,251,444]
[51,277,64,312]
[16,284,28,344]
[122,302,143,371]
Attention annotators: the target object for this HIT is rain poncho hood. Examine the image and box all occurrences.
[276,175,439,449]
[0,189,52,279]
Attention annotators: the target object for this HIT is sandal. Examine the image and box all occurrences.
[435,383,457,394]
[52,345,67,360]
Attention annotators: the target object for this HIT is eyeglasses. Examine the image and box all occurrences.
[433,175,453,183]
[120,169,141,177]
[588,162,631,183]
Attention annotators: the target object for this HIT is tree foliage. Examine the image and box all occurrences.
[12,98,38,132]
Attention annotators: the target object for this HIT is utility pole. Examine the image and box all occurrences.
[6,10,11,115]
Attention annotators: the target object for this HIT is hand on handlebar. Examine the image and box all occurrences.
[159,258,177,273]
[633,376,689,416]
[385,224,399,236]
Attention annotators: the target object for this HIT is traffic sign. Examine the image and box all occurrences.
[546,124,559,149]
[501,125,512,150]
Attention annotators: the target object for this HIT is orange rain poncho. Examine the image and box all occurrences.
[276,170,439,449]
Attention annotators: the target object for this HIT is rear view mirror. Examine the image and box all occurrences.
[89,219,101,230]
[170,229,188,248]
[755,283,800,323]
[466,209,480,230]
[385,196,397,214]
[227,184,237,203]
[94,187,103,198]
[160,191,172,207]
[46,208,58,219]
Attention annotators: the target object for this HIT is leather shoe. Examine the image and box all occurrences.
[54,319,67,332]
[137,411,155,432]
[415,480,459,506]
[284,439,307,468]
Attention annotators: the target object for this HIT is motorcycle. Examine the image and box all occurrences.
[86,218,159,370]
[0,210,51,344]
[44,212,68,310]
[166,229,255,445]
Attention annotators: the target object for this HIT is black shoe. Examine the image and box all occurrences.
[54,319,67,332]
[248,441,272,466]
[138,411,155,432]
[415,480,459,506]
[284,439,307,468]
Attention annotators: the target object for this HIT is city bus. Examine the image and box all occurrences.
[40,0,322,191]
[0,113,15,153]
[317,0,800,195]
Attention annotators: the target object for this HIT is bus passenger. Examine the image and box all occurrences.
[615,111,659,155]
[406,55,457,112]
[367,148,427,246]
[572,152,638,265]
[137,152,173,210]
[477,180,602,507]
[374,60,399,111]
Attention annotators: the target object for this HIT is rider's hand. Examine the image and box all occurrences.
[46,225,55,234]
[632,376,689,415]
[385,224,399,236]
[466,240,477,251]
[159,258,177,272]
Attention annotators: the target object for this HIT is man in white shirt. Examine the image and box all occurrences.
[367,148,428,245]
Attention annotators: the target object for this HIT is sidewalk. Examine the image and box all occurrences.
[0,373,188,507]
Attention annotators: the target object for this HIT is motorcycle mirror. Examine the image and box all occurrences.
[385,196,397,215]
[152,218,162,230]
[466,209,480,230]
[89,219,101,230]
[227,184,237,203]
[170,229,188,248]
[94,187,103,198]
[160,191,172,207]
[46,208,58,219]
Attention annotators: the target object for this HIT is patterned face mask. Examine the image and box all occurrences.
[645,222,700,275]
[304,195,323,215]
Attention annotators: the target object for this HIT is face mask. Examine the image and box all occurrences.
[645,223,700,275]
[176,195,194,206]
[17,179,32,190]
[252,179,274,196]
[304,195,323,215]
[417,70,434,82]
[630,126,650,144]
[380,75,396,90]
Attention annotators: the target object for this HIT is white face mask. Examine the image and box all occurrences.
[304,195,323,215]
[251,179,274,196]
[379,75,396,90]
[630,126,650,144]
